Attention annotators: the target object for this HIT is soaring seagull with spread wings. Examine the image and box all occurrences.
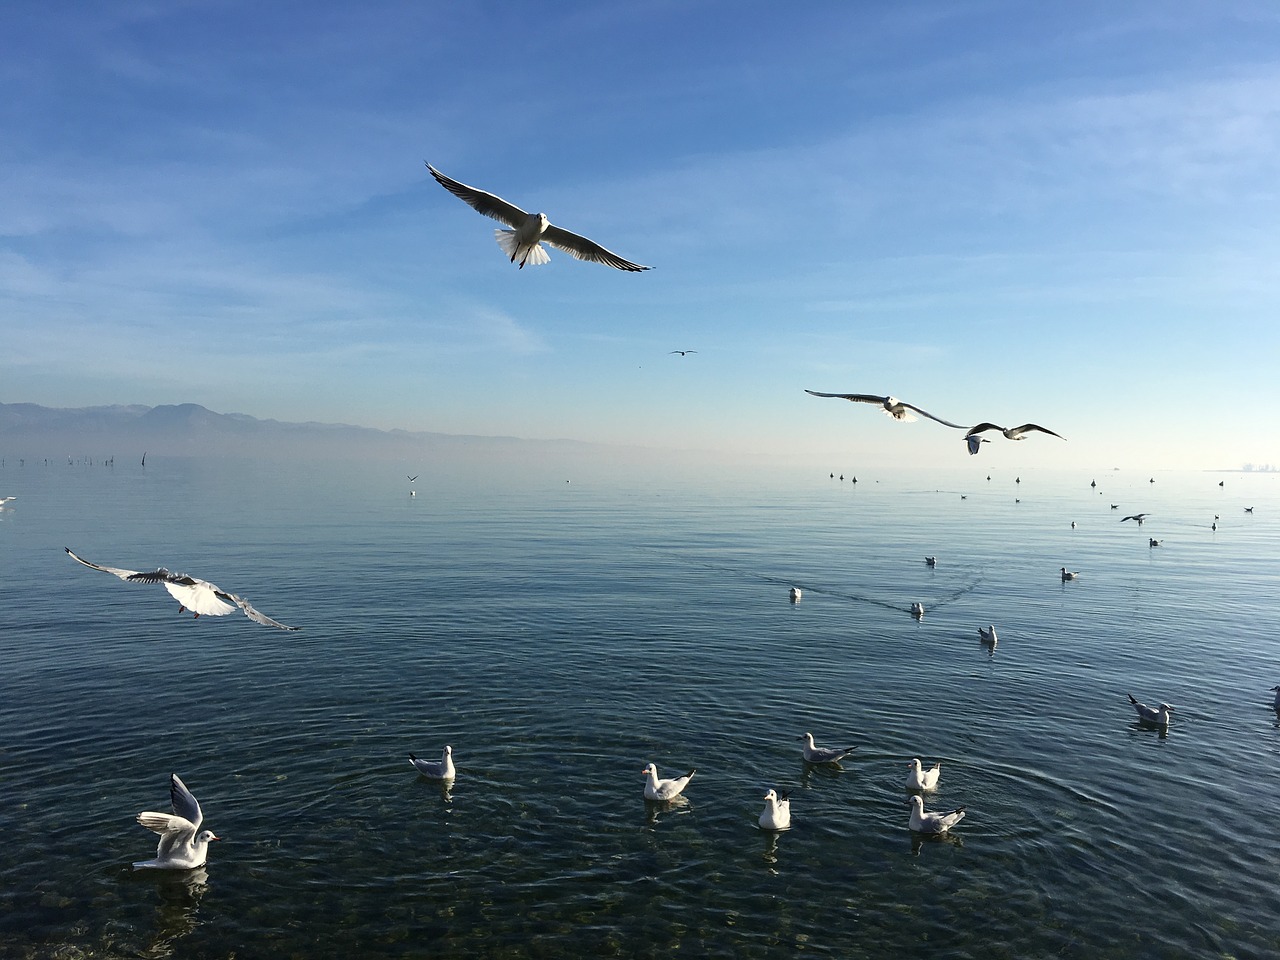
[65,548,299,630]
[426,163,650,271]
[965,422,1065,442]
[804,391,966,428]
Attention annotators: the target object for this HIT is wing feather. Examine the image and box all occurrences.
[540,224,650,271]
[426,163,530,229]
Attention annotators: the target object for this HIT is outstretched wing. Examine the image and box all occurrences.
[169,774,203,831]
[897,402,966,430]
[964,422,1004,438]
[1009,423,1065,440]
[540,223,650,272]
[426,163,530,229]
[805,390,888,406]
[65,547,151,581]
[217,589,301,631]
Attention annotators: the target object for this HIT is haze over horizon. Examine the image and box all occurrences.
[4,3,1277,473]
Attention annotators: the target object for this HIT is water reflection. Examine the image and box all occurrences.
[643,795,690,828]
[760,829,782,868]
[131,867,208,958]
[910,831,964,857]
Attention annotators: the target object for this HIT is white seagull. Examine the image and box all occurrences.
[134,774,219,870]
[798,732,856,764]
[409,745,455,780]
[910,601,925,617]
[1121,514,1150,525]
[1060,567,1080,581]
[789,586,802,602]
[804,390,966,428]
[1128,693,1174,727]
[0,496,15,507]
[966,434,990,455]
[759,789,791,831]
[65,548,299,630]
[907,794,966,835]
[925,556,937,567]
[426,163,650,271]
[906,758,941,791]
[978,625,998,646]
[642,763,695,801]
[965,422,1066,442]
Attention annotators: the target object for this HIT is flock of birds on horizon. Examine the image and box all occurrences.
[3,164,1274,872]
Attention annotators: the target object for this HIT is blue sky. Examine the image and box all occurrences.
[3,1,1278,471]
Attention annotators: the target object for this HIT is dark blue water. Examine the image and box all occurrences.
[1,458,1277,958]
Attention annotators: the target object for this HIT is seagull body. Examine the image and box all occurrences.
[978,625,997,646]
[804,391,965,428]
[1128,693,1174,727]
[1149,538,1162,547]
[1121,514,1150,525]
[426,163,650,271]
[0,496,15,507]
[1061,567,1079,581]
[409,745,455,780]
[669,350,697,356]
[642,763,695,801]
[925,556,937,567]
[908,795,965,834]
[907,758,941,791]
[910,601,925,617]
[799,732,856,764]
[65,548,299,630]
[966,422,1066,442]
[789,587,802,602]
[134,774,219,870]
[759,789,791,830]
[966,434,990,455]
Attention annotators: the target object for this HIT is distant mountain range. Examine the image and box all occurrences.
[0,401,608,462]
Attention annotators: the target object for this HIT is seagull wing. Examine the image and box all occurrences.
[541,223,651,272]
[426,164,531,229]
[964,422,1005,438]
[897,401,967,429]
[217,589,301,631]
[65,547,150,581]
[169,774,203,832]
[1009,423,1065,440]
[804,390,889,406]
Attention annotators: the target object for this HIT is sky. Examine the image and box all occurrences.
[3,1,1279,472]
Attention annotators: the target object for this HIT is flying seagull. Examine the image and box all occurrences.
[669,350,697,356]
[1121,513,1150,525]
[426,163,650,271]
[965,422,1065,442]
[804,391,966,428]
[133,774,219,870]
[65,548,299,630]
[966,434,990,455]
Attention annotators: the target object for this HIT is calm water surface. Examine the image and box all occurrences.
[1,457,1278,958]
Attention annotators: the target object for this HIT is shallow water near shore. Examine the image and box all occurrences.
[1,457,1278,958]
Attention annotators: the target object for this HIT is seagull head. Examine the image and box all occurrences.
[1158,703,1174,713]
[198,831,221,843]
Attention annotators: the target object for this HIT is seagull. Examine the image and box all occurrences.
[669,350,697,356]
[133,774,219,870]
[407,475,418,482]
[1060,567,1080,581]
[925,556,937,567]
[642,763,695,801]
[1271,685,1280,710]
[1121,514,1150,525]
[789,586,802,602]
[1245,507,1255,513]
[1128,693,1174,727]
[978,625,998,646]
[798,732,856,764]
[759,789,791,831]
[804,391,965,428]
[966,434,990,455]
[907,795,965,835]
[0,496,15,507]
[910,601,925,617]
[1149,538,1162,547]
[906,758,941,791]
[965,422,1065,442]
[426,163,650,271]
[409,745,455,780]
[65,548,299,630]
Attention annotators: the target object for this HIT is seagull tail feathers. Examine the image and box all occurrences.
[494,229,550,266]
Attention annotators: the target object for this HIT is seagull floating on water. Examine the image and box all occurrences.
[759,789,791,831]
[906,758,941,791]
[1149,538,1162,547]
[910,601,925,617]
[907,795,965,834]
[1271,685,1280,711]
[409,745,455,780]
[426,163,650,271]
[65,548,299,630]
[965,422,1065,443]
[799,732,856,764]
[978,625,997,646]
[1128,693,1174,728]
[789,587,802,602]
[925,556,937,567]
[642,763,695,801]
[1061,567,1079,581]
[134,774,219,870]
[804,391,965,428]
[0,496,15,507]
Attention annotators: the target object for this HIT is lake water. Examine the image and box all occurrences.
[1,456,1278,958]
